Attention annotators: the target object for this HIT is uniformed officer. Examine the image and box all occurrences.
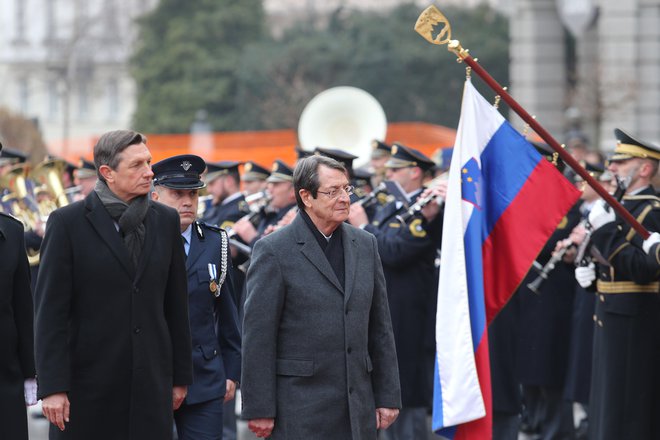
[574,128,660,440]
[240,161,269,197]
[201,161,249,230]
[151,154,241,440]
[348,143,445,439]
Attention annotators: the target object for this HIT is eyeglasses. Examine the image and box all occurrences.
[316,185,354,199]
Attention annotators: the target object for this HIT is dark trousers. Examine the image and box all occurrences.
[174,398,224,440]
[523,385,574,440]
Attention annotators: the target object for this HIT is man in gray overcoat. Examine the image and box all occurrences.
[34,130,193,439]
[241,155,401,439]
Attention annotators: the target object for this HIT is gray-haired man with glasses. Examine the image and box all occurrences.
[241,154,401,439]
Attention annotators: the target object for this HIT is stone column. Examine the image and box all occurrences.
[509,0,566,138]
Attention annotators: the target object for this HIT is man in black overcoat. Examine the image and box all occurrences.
[0,142,37,439]
[34,130,193,439]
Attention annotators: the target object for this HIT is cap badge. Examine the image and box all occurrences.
[181,161,192,171]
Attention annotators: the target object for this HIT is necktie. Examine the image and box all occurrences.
[182,235,188,259]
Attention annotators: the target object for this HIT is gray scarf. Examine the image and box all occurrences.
[94,180,149,269]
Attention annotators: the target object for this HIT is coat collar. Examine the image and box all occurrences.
[293,213,358,301]
[84,192,156,282]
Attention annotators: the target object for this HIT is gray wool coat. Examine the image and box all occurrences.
[241,213,401,440]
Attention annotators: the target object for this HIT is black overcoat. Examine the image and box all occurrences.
[0,213,34,440]
[34,192,193,440]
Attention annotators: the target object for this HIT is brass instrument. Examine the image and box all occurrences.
[0,163,40,228]
[298,86,387,167]
[224,191,272,256]
[30,158,69,209]
[26,158,71,265]
[355,181,390,209]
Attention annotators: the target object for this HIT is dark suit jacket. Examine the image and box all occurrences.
[34,192,193,440]
[0,213,34,440]
[183,222,241,405]
[241,214,401,440]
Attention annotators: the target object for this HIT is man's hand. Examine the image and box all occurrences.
[588,200,615,230]
[419,183,446,223]
[224,380,237,402]
[232,217,258,243]
[376,407,399,430]
[172,385,187,410]
[643,232,660,254]
[42,392,70,431]
[348,203,368,227]
[575,263,596,288]
[248,418,275,438]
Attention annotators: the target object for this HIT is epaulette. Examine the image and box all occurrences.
[622,194,660,204]
[198,221,227,234]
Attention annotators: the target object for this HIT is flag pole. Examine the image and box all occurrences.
[414,5,649,239]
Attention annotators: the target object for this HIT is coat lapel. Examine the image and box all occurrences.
[186,224,205,271]
[85,193,135,279]
[341,224,358,304]
[294,215,344,294]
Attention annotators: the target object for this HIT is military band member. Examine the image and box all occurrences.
[201,161,248,229]
[370,140,392,187]
[240,161,270,196]
[73,158,97,200]
[151,155,241,440]
[0,141,37,440]
[348,143,445,439]
[232,159,296,244]
[574,128,660,440]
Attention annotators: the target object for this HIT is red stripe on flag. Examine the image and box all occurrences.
[482,159,580,324]
[454,332,493,440]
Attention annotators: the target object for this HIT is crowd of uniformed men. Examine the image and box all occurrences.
[2,125,660,440]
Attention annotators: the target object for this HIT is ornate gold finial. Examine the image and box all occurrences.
[415,6,470,59]
[552,152,559,166]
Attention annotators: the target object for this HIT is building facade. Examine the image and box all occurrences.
[509,0,660,149]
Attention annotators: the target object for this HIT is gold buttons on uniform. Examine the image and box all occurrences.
[600,295,605,302]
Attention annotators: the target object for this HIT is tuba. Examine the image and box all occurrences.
[297,86,387,166]
[0,163,40,228]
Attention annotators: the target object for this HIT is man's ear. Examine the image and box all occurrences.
[151,190,159,201]
[98,164,114,183]
[299,189,312,208]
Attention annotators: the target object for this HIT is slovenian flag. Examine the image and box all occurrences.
[433,80,580,439]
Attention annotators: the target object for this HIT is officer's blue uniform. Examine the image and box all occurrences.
[151,155,241,440]
[175,221,241,440]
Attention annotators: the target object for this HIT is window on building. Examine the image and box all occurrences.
[14,0,26,42]
[45,0,56,40]
[18,78,30,114]
[106,79,119,120]
[48,79,60,120]
[78,82,89,121]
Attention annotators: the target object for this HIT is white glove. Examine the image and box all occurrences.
[588,200,616,230]
[575,263,596,288]
[24,378,38,406]
[643,232,660,254]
